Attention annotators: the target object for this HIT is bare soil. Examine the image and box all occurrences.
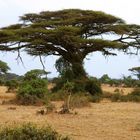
[0,86,140,140]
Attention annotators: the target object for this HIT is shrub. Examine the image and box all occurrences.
[100,74,111,84]
[135,123,140,131]
[102,91,113,99]
[17,79,48,105]
[127,95,140,102]
[49,90,68,101]
[85,78,102,96]
[62,81,74,93]
[5,79,19,92]
[69,92,91,108]
[111,93,122,102]
[130,88,140,96]
[52,76,102,96]
[72,79,86,92]
[0,79,4,86]
[114,88,120,93]
[110,88,140,102]
[126,88,140,102]
[0,123,70,140]
[45,101,56,114]
[91,95,102,103]
[51,77,66,92]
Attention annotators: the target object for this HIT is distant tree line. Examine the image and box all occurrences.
[99,74,140,87]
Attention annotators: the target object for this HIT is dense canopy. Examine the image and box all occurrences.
[0,9,140,78]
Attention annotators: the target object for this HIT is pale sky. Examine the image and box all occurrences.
[0,0,140,78]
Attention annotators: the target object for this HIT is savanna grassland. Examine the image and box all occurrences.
[0,85,140,140]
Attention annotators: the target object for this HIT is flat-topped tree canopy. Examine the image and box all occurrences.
[0,9,140,78]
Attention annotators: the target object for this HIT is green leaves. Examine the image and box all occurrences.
[0,9,140,79]
[129,67,140,80]
[0,60,10,74]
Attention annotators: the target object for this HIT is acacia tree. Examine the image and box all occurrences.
[0,60,10,74]
[0,60,10,85]
[0,9,140,80]
[129,67,140,80]
[24,69,49,80]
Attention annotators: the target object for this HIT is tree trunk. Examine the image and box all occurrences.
[71,62,87,79]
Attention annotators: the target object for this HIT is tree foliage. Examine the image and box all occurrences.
[55,57,72,75]
[0,60,10,74]
[129,67,140,80]
[24,69,49,80]
[17,69,48,105]
[0,9,140,79]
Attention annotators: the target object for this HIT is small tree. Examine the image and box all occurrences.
[60,81,74,114]
[100,74,111,84]
[0,60,10,85]
[0,60,10,74]
[17,69,48,105]
[122,75,135,87]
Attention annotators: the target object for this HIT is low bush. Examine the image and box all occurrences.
[5,79,19,93]
[52,77,102,96]
[50,91,91,108]
[91,95,102,103]
[111,93,122,102]
[69,92,91,108]
[17,79,48,105]
[110,88,140,102]
[85,78,102,96]
[135,123,140,131]
[102,91,113,99]
[49,90,68,101]
[114,88,120,93]
[0,123,70,140]
[45,101,56,114]
[127,95,140,102]
[130,88,140,96]
[126,88,140,102]
[0,79,4,86]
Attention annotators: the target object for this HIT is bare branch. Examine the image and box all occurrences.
[39,55,45,70]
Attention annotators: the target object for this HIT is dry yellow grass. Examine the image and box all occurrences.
[0,86,140,140]
[0,86,16,102]
[102,84,134,95]
[0,102,140,140]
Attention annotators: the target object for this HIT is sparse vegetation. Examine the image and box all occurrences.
[135,123,140,131]
[45,101,56,114]
[65,92,91,109]
[109,88,140,102]
[0,123,70,140]
[5,79,19,93]
[100,74,140,87]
